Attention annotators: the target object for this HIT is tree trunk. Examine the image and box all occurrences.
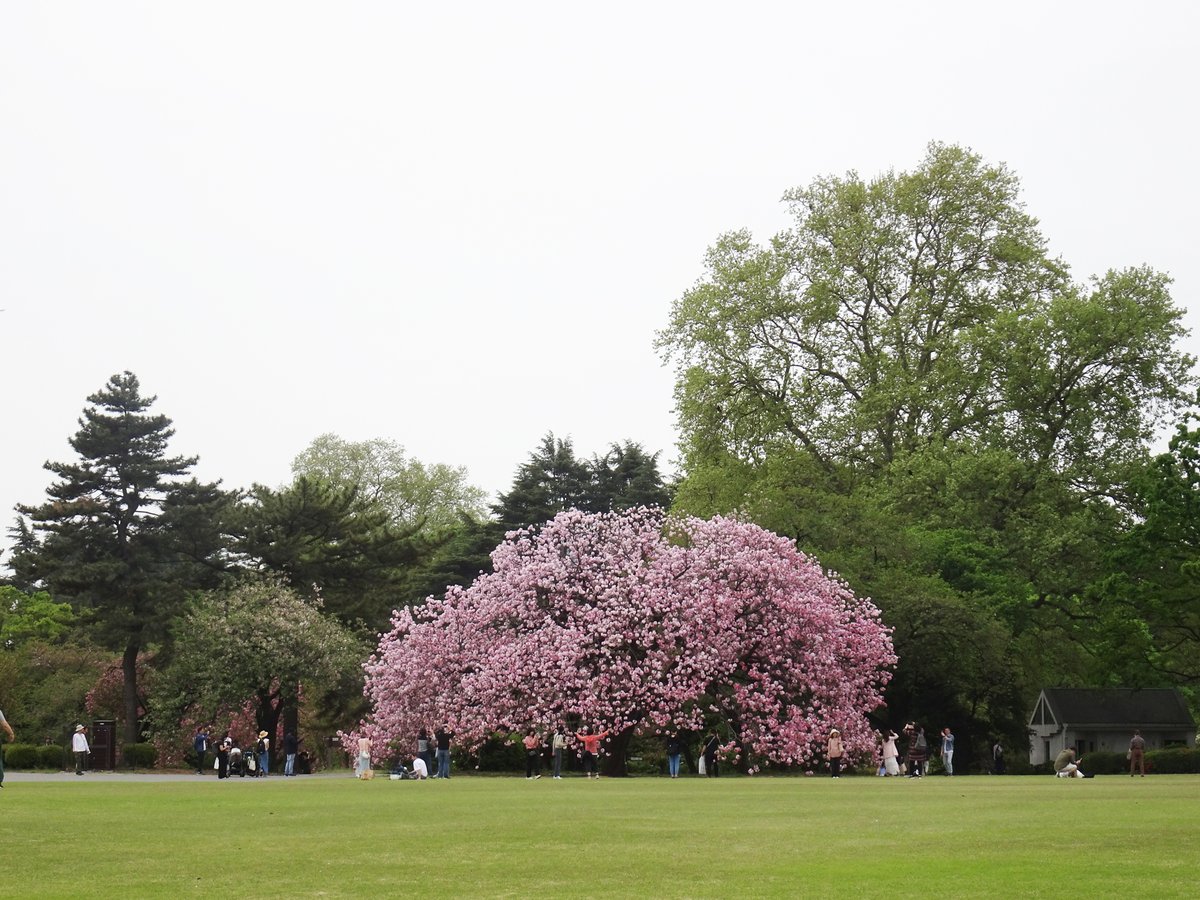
[256,693,283,772]
[600,727,635,777]
[282,691,300,744]
[121,642,141,745]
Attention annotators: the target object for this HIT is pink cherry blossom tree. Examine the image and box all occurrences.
[351,508,895,774]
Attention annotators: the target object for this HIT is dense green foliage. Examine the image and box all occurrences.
[293,433,489,534]
[234,476,427,629]
[659,144,1198,763]
[8,373,226,743]
[149,580,366,760]
[120,742,157,768]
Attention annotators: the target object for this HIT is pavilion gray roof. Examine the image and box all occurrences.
[1041,688,1195,727]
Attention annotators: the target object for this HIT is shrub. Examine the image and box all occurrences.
[37,744,65,770]
[471,734,525,772]
[2,743,40,769]
[1074,751,1125,775]
[122,742,157,769]
[1147,747,1199,774]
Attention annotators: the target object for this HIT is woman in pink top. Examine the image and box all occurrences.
[574,728,609,779]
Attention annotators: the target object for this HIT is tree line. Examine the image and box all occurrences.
[1,376,669,762]
[3,142,1196,774]
[656,142,1199,769]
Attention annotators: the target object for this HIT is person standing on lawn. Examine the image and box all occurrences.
[523,732,543,780]
[418,728,433,777]
[881,730,900,776]
[551,728,567,779]
[940,727,955,776]
[217,734,231,779]
[0,707,14,788]
[1129,730,1146,777]
[194,726,211,775]
[666,732,683,779]
[434,725,454,779]
[256,730,270,777]
[905,725,927,777]
[702,732,720,778]
[575,727,610,779]
[72,724,90,775]
[284,731,299,776]
[827,729,845,778]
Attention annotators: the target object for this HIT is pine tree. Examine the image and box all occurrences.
[11,372,220,743]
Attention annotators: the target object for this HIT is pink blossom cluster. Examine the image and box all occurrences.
[350,508,895,768]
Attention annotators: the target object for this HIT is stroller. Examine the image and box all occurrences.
[229,746,248,777]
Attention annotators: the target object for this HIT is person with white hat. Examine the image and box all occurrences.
[72,725,90,775]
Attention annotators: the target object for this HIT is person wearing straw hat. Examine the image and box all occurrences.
[827,728,845,779]
[255,730,270,777]
[72,725,90,775]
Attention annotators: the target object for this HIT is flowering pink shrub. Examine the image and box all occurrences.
[351,509,895,768]
[85,655,152,725]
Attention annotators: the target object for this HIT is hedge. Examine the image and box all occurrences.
[1043,748,1200,776]
[121,742,157,768]
[38,744,65,770]
[2,743,65,769]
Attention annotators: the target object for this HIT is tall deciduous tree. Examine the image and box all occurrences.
[353,508,895,775]
[151,579,365,761]
[658,143,1193,494]
[1096,414,1200,690]
[292,434,488,534]
[658,145,1197,756]
[10,372,221,743]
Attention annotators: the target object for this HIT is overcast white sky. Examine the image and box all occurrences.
[2,2,1198,558]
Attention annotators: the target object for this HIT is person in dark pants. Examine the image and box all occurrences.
[827,728,844,778]
[993,739,1006,775]
[194,727,210,775]
[702,732,720,777]
[523,732,543,779]
[418,728,433,777]
[72,725,89,775]
[217,735,231,779]
[434,725,454,779]
[1129,730,1146,777]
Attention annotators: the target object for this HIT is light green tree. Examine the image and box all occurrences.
[292,433,487,534]
[658,143,1193,496]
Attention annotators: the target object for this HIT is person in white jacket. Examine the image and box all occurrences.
[72,725,90,775]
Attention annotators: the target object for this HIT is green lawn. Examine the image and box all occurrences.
[1,773,1195,898]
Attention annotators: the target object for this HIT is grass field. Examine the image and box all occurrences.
[1,772,1196,898]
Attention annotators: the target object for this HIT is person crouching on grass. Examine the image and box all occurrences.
[575,727,609,779]
[1054,747,1093,778]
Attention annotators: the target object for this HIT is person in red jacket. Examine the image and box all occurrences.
[574,727,610,779]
